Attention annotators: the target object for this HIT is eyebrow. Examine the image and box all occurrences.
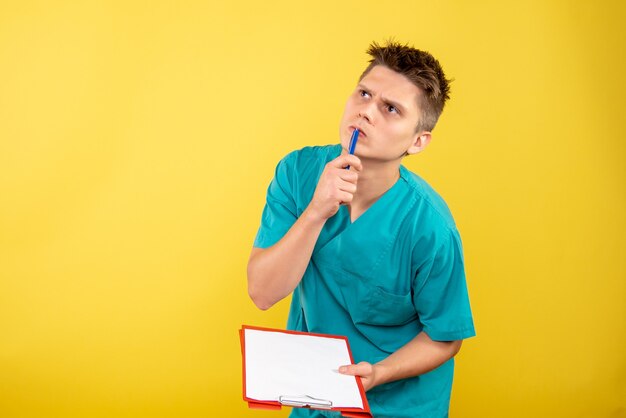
[357,83,408,114]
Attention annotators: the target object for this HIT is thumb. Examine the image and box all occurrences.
[338,362,371,376]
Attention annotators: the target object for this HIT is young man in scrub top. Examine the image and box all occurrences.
[247,41,475,418]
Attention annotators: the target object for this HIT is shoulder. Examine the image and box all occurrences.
[279,144,341,169]
[271,145,340,207]
[398,165,461,245]
[275,144,341,182]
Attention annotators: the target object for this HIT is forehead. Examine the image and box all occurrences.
[359,65,421,114]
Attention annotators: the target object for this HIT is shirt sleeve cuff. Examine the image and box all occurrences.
[423,325,476,342]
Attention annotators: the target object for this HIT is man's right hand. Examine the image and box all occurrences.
[307,154,362,220]
[248,153,362,310]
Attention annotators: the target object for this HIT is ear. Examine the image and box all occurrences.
[406,131,432,155]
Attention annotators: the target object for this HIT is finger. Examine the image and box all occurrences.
[338,364,359,375]
[343,155,362,171]
[339,191,354,204]
[338,170,359,184]
[337,179,357,194]
[338,362,372,376]
[330,154,362,171]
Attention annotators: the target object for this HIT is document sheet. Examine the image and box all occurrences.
[243,328,364,409]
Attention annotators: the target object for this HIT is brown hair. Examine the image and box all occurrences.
[359,41,451,132]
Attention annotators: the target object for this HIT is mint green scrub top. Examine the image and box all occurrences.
[254,145,475,418]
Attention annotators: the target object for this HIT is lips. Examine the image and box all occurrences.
[349,125,367,137]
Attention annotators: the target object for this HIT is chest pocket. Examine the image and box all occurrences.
[350,278,417,327]
[319,262,420,354]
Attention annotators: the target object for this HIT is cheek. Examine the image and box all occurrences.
[342,100,357,117]
[387,124,417,146]
[397,119,418,135]
[387,122,410,137]
[339,104,352,126]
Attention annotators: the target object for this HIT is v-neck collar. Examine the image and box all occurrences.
[348,166,408,224]
[311,163,414,273]
[342,173,401,225]
[332,145,409,225]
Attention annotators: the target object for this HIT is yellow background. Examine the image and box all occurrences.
[1,1,624,417]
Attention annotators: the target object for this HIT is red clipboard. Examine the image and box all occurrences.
[240,325,372,418]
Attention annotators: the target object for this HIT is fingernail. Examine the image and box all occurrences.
[339,366,346,373]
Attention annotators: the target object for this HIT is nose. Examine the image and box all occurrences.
[358,101,375,125]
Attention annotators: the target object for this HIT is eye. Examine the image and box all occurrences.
[387,104,399,114]
[359,89,370,98]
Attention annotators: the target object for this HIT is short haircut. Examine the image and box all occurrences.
[359,41,451,132]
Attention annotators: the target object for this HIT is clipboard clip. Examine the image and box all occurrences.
[279,395,333,409]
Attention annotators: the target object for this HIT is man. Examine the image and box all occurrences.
[247,41,475,417]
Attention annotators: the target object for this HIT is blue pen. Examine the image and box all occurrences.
[346,129,359,170]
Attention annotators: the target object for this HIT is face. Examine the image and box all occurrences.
[339,65,431,163]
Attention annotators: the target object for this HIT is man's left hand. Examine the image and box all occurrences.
[338,361,380,392]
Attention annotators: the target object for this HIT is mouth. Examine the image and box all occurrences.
[349,125,367,137]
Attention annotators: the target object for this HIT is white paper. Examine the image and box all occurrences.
[244,328,364,409]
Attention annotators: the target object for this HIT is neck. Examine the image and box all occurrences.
[351,157,401,212]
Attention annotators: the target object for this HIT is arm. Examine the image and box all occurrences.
[339,331,462,391]
[247,209,325,310]
[247,153,362,310]
[340,210,474,390]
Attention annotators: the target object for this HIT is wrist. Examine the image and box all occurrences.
[372,362,393,388]
[302,205,329,225]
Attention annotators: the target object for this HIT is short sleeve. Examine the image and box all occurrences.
[253,154,298,249]
[412,228,476,341]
